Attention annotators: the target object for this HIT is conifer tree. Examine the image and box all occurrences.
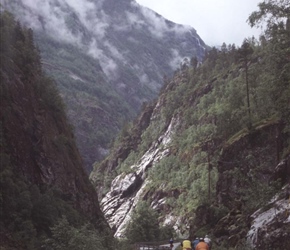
[238,39,254,129]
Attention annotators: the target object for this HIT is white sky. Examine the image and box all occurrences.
[136,0,263,47]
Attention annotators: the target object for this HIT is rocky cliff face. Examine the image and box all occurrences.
[90,43,290,245]
[209,123,290,248]
[247,183,290,249]
[1,53,104,224]
[0,12,112,247]
[101,113,179,237]
[97,116,290,240]
[91,72,197,237]
[1,0,207,171]
[216,122,285,209]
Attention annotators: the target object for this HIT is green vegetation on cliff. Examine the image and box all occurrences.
[92,1,290,247]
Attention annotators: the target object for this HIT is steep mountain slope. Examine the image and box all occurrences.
[90,3,290,247]
[0,12,113,249]
[1,0,207,172]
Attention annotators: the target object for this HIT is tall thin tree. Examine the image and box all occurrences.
[238,39,254,129]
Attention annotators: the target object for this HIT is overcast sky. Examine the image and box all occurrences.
[136,0,263,47]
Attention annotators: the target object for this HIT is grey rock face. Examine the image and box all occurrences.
[101,116,179,237]
[247,185,290,249]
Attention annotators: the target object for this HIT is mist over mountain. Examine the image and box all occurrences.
[1,0,207,172]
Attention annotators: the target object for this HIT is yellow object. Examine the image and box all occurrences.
[182,240,192,249]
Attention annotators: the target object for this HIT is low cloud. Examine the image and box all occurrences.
[87,39,104,59]
[137,3,194,40]
[126,11,146,30]
[5,0,109,46]
[102,58,119,79]
[139,6,168,39]
[87,39,119,80]
[103,41,124,61]
[136,0,262,46]
[169,49,184,70]
[2,0,199,82]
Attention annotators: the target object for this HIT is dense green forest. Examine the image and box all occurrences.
[0,11,116,249]
[92,1,290,248]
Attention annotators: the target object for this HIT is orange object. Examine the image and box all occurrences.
[195,241,209,250]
